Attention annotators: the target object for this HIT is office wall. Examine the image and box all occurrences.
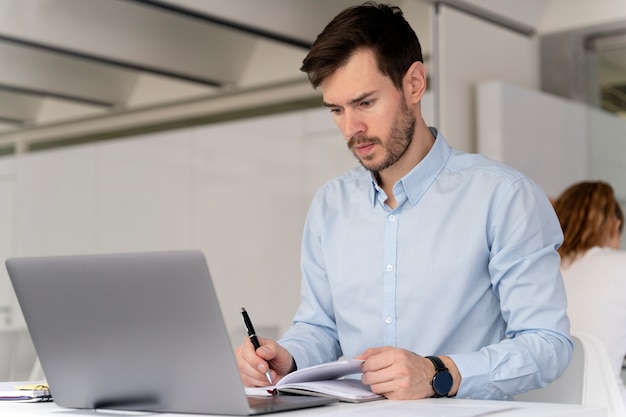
[0,92,434,341]
[589,108,626,201]
[476,80,588,198]
[477,80,626,205]
[435,5,539,152]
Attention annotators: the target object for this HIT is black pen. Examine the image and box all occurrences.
[241,307,273,385]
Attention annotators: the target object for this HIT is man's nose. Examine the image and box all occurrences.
[341,110,366,141]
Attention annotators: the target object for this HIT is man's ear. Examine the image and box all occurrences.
[404,61,427,105]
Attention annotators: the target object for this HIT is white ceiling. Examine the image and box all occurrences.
[0,0,350,136]
[0,0,624,150]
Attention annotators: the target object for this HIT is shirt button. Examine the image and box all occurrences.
[385,317,393,324]
[386,265,393,271]
[389,215,396,221]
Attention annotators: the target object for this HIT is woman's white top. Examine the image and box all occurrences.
[562,246,626,405]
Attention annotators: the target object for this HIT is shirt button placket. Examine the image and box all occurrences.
[382,212,398,345]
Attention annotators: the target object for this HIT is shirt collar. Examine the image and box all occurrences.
[368,127,451,207]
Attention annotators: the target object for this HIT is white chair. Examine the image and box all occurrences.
[516,331,626,417]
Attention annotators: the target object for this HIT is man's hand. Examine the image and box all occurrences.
[356,347,461,400]
[235,337,295,387]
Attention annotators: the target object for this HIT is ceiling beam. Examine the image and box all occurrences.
[127,0,312,49]
[0,116,26,126]
[0,78,319,152]
[425,0,535,37]
[0,34,223,88]
[0,83,116,108]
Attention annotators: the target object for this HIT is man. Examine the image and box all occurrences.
[236,2,571,400]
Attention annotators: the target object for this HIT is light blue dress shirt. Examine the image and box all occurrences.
[279,128,572,400]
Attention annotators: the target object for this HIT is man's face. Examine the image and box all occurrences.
[320,49,415,173]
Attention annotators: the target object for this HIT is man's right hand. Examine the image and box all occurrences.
[235,336,296,386]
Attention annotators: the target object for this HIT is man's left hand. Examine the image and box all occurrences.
[356,347,461,400]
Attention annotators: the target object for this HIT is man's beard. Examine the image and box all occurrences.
[347,102,416,173]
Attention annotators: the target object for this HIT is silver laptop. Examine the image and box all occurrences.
[5,250,336,415]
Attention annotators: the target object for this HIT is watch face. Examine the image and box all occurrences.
[433,371,453,396]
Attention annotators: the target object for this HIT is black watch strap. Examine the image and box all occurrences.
[426,355,447,372]
[426,355,453,397]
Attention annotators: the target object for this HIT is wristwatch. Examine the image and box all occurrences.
[426,356,453,397]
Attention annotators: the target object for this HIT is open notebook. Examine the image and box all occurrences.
[5,250,336,415]
[246,359,382,403]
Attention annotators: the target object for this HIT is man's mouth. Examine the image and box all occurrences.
[353,143,375,156]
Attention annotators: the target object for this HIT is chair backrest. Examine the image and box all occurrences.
[516,331,625,417]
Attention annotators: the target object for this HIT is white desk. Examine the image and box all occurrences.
[0,398,606,417]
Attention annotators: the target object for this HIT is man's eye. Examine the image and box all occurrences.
[330,108,342,114]
[360,100,373,108]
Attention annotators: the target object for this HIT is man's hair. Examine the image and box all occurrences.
[553,181,624,263]
[300,2,423,89]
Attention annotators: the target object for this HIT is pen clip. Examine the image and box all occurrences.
[241,307,256,337]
